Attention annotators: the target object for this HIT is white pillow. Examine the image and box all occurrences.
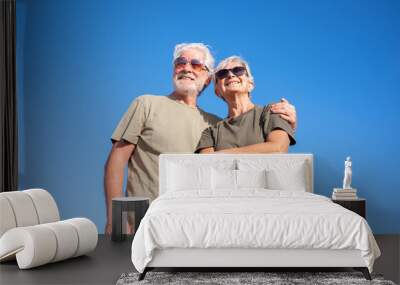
[266,163,308,191]
[212,169,237,190]
[238,159,309,192]
[237,169,267,189]
[211,169,268,190]
[167,163,212,191]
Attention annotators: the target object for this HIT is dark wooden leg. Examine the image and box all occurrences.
[138,268,148,281]
[112,201,123,242]
[354,267,372,280]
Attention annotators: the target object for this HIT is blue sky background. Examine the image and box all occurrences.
[16,0,400,233]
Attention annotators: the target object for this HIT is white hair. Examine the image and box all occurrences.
[173,43,215,74]
[214,56,254,83]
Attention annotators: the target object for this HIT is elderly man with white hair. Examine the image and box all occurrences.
[104,43,297,234]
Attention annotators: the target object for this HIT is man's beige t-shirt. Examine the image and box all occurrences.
[111,95,220,200]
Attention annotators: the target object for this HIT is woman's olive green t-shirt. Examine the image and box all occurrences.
[196,105,296,152]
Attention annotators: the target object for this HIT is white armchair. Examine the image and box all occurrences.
[0,189,98,269]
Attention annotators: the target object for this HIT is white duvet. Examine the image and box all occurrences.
[131,190,380,273]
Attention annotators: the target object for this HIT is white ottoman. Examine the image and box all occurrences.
[0,189,98,269]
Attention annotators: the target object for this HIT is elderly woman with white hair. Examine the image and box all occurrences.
[196,56,296,153]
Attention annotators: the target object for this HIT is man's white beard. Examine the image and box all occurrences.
[173,79,203,97]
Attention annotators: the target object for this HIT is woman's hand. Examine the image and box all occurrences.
[270,98,297,131]
[199,147,215,153]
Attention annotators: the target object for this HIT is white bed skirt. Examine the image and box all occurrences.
[148,248,366,268]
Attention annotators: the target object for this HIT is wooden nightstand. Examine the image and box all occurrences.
[112,197,150,242]
[332,198,366,218]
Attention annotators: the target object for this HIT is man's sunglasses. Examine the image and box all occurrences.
[215,66,247,80]
[174,57,209,72]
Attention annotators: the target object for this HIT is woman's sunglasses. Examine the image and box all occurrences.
[174,57,209,72]
[215,66,247,80]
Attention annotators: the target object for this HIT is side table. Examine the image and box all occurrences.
[332,198,366,218]
[112,197,150,242]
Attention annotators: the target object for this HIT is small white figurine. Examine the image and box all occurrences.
[343,156,352,189]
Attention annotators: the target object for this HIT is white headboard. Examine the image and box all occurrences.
[159,154,314,195]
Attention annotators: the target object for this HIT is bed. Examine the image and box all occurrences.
[131,154,380,280]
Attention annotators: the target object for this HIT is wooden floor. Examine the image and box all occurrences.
[374,235,400,284]
[0,235,398,285]
[0,235,134,285]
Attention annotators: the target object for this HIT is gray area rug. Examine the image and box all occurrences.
[116,271,396,285]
